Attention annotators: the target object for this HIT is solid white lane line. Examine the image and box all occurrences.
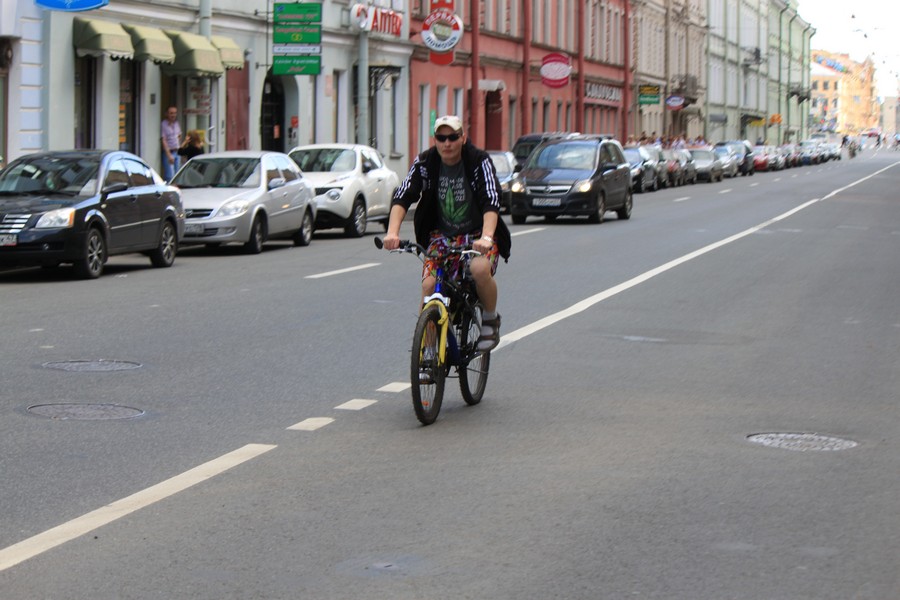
[378,382,410,393]
[336,399,377,410]
[0,444,276,572]
[287,417,335,431]
[510,227,545,237]
[495,198,821,350]
[495,161,900,351]
[305,263,381,279]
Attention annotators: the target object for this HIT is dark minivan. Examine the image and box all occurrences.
[509,135,632,224]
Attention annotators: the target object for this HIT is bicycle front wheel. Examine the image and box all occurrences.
[458,305,490,405]
[411,304,446,425]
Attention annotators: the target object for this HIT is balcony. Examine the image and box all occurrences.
[672,74,699,104]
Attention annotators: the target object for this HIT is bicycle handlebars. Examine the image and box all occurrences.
[374,236,481,257]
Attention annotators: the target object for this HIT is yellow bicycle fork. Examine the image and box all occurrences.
[419,298,451,365]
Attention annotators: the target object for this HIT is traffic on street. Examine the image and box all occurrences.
[0,149,898,598]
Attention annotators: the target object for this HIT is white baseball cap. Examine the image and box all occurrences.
[433,115,463,134]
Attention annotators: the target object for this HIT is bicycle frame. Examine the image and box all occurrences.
[420,249,479,367]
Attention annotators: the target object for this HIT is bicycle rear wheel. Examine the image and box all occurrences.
[411,304,445,425]
[458,304,490,405]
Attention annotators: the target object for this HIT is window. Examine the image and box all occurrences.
[263,157,281,184]
[124,159,153,187]
[362,148,384,169]
[823,81,829,90]
[272,155,299,181]
[104,160,129,188]
[74,57,96,149]
[119,61,140,153]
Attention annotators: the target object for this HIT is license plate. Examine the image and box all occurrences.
[184,223,204,235]
[0,234,16,246]
[532,197,561,207]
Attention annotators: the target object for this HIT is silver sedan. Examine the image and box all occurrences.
[171,151,316,253]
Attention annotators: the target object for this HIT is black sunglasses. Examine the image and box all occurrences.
[435,132,462,142]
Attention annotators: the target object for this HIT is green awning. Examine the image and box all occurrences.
[73,17,134,60]
[211,36,245,70]
[122,24,175,64]
[163,31,224,77]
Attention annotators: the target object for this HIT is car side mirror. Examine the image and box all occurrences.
[102,182,129,195]
[362,160,375,173]
[513,164,522,173]
[268,177,286,190]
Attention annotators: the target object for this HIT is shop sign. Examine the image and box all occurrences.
[350,3,403,37]
[423,0,462,65]
[638,84,660,105]
[273,2,322,24]
[35,0,108,10]
[665,95,685,111]
[586,82,622,104]
[273,2,322,75]
[540,53,571,88]
[274,24,321,44]
[273,55,322,75]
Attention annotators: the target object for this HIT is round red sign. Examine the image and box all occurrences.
[540,53,571,88]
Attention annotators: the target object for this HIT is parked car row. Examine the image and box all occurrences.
[0,143,402,279]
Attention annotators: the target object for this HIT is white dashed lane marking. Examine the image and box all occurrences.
[336,399,377,410]
[287,417,335,431]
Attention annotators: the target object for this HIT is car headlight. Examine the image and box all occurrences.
[35,208,75,229]
[218,199,252,217]
[630,167,640,177]
[324,189,342,201]
[500,181,510,192]
[510,180,525,194]
[575,180,592,193]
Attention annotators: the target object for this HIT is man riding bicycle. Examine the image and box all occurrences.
[383,115,511,351]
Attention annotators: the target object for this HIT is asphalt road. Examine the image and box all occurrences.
[1,148,898,599]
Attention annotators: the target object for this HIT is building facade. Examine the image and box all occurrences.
[630,0,707,142]
[0,0,414,175]
[1,0,821,173]
[706,0,813,144]
[405,0,631,157]
[810,50,879,137]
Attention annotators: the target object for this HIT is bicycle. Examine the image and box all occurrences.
[375,236,491,425]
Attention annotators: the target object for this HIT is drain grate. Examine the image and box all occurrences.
[42,360,142,372]
[747,432,858,452]
[28,403,144,420]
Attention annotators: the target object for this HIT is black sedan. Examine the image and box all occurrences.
[0,150,184,279]
[509,136,632,224]
[623,146,659,193]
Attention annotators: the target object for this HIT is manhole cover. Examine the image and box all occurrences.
[28,403,144,420]
[42,360,142,372]
[747,432,858,452]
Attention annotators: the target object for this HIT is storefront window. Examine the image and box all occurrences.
[74,57,95,149]
[119,61,139,152]
[0,69,6,167]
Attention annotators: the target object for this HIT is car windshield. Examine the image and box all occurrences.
[490,154,513,176]
[171,157,261,189]
[713,147,730,158]
[513,141,541,163]
[0,155,101,196]
[692,150,714,161]
[622,148,644,165]
[290,148,357,173]
[529,142,597,170]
